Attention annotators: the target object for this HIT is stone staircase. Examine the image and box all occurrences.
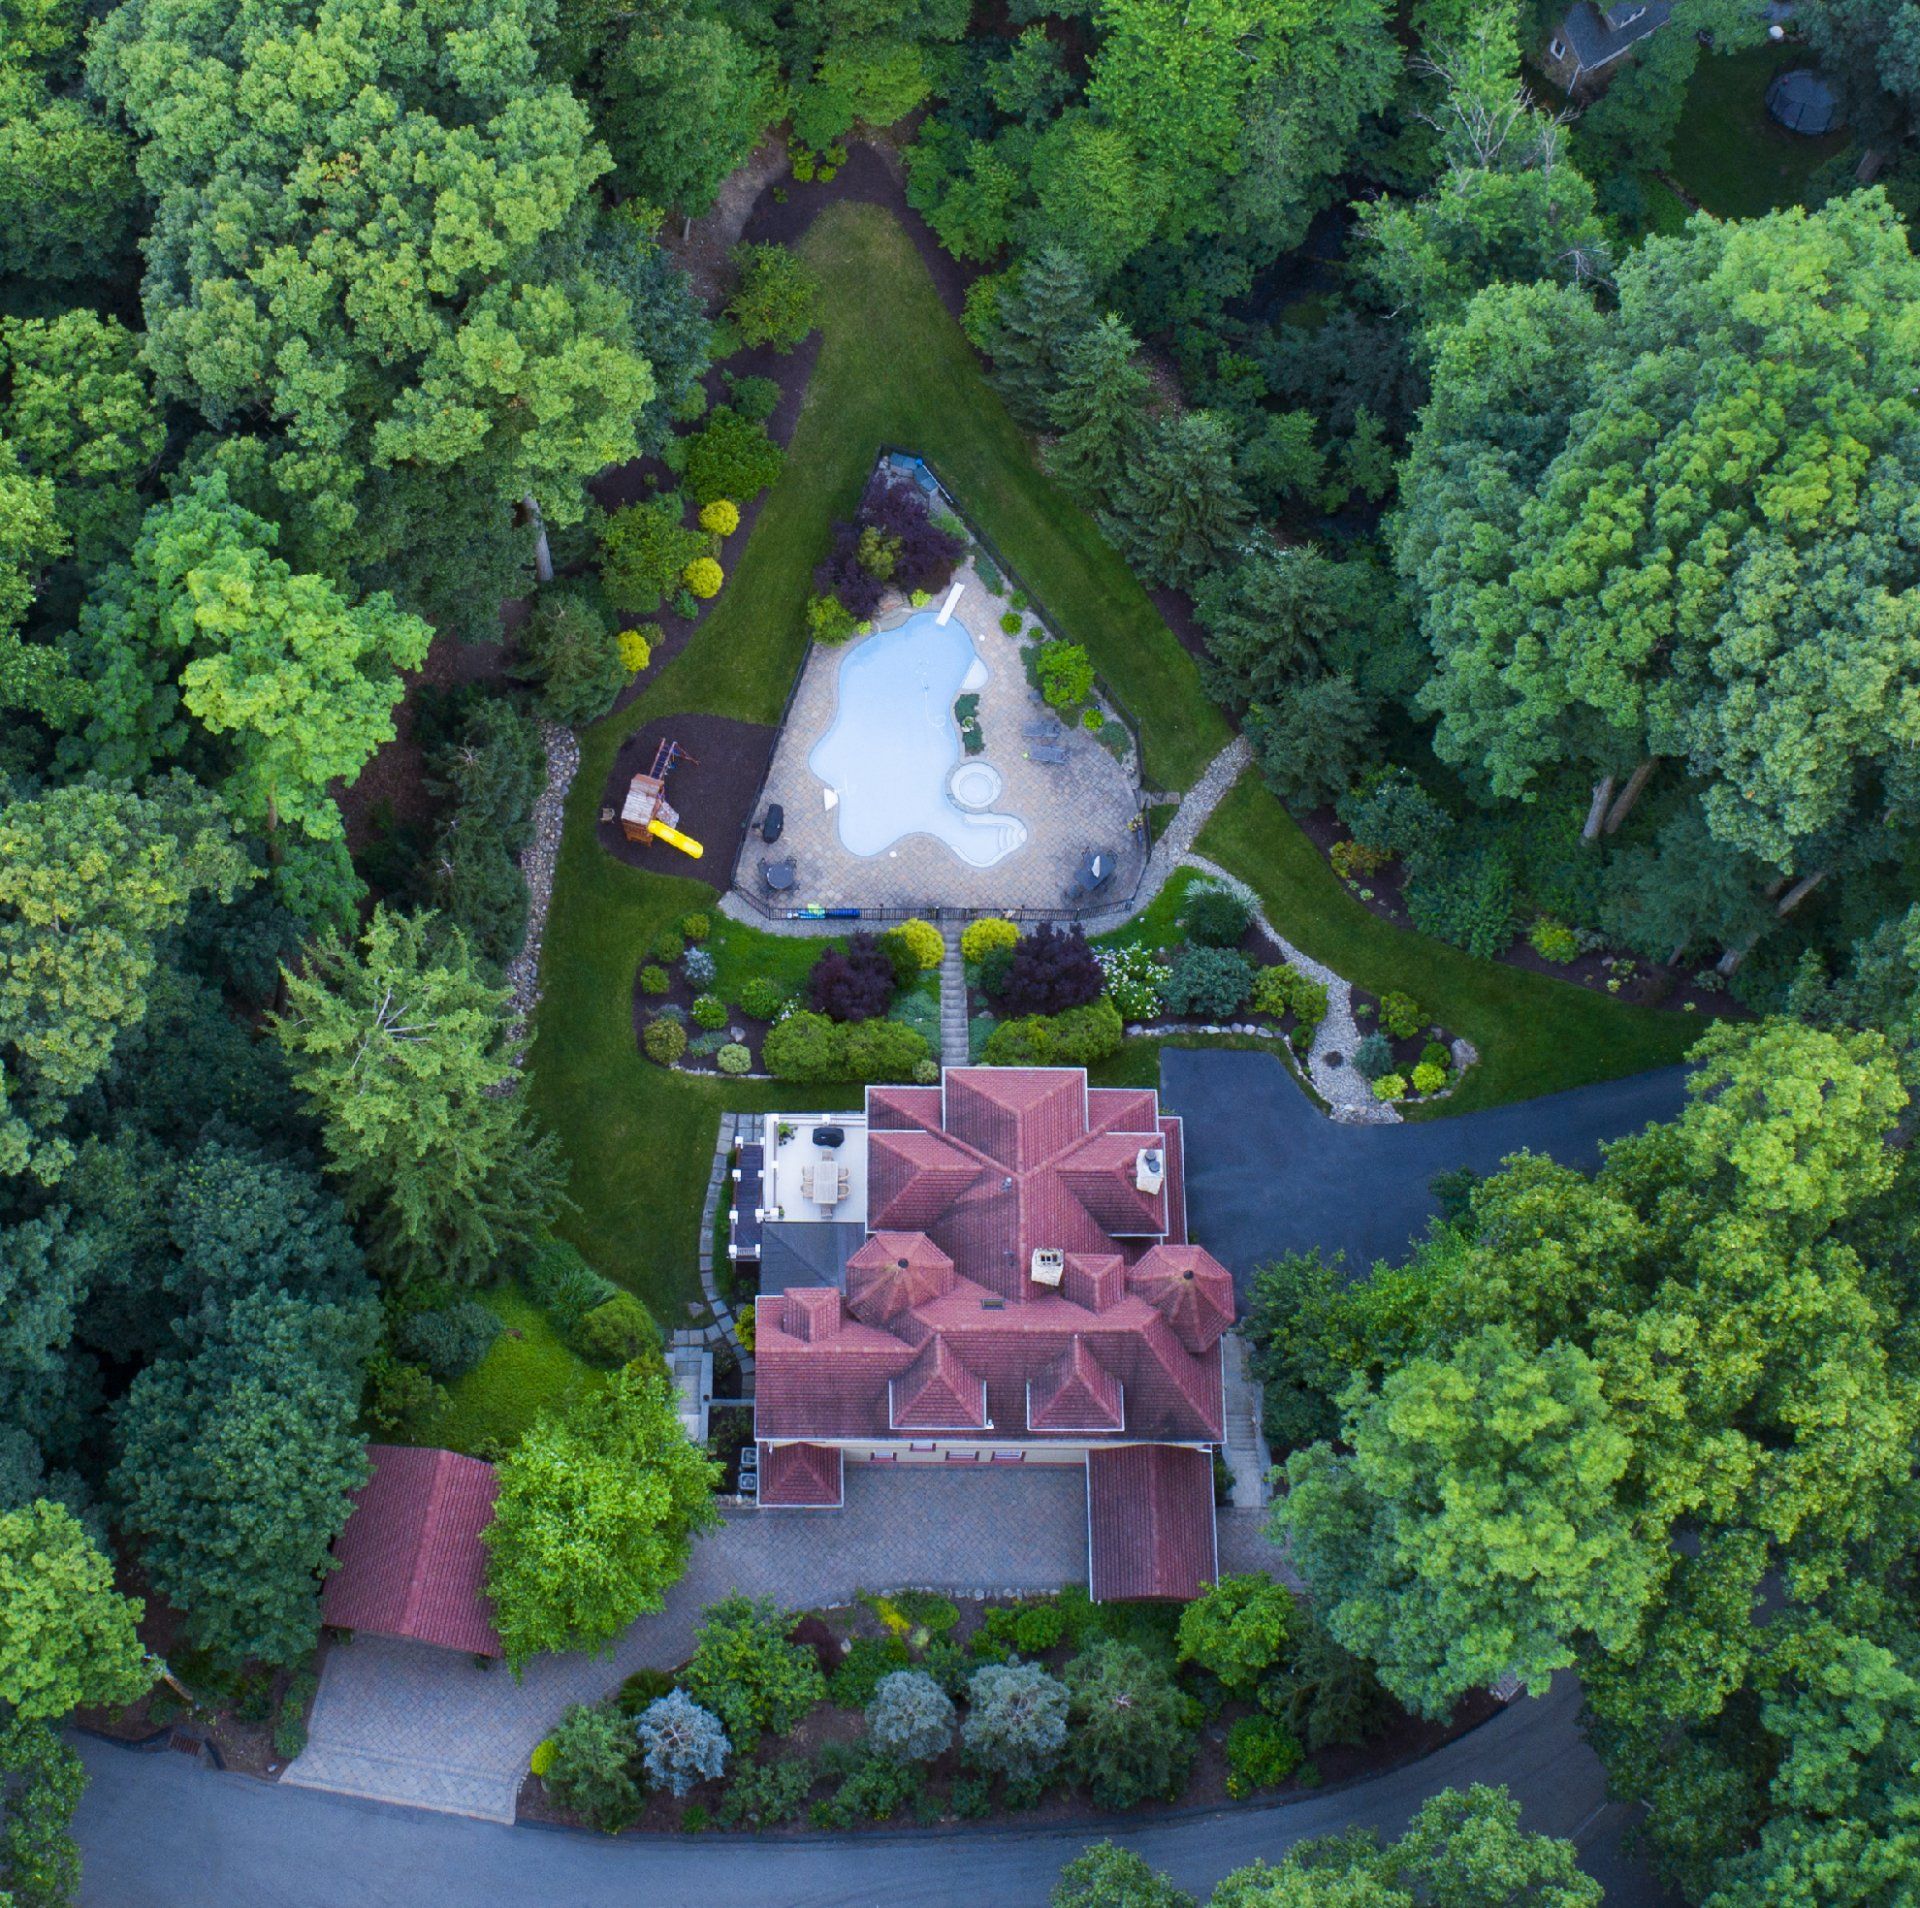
[281,1739,521,1823]
[939,926,970,1067]
[1219,1331,1275,1510]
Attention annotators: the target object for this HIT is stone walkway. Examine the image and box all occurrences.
[283,1466,1288,1822]
[502,722,582,1045]
[938,926,969,1066]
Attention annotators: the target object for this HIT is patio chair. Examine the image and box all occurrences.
[761,857,797,892]
[1022,719,1062,740]
[1030,742,1068,766]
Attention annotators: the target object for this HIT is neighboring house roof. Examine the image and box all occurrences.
[755,1070,1230,1446]
[321,1445,502,1657]
[758,1219,864,1291]
[1555,0,1672,73]
[758,1441,844,1508]
[1087,1444,1218,1601]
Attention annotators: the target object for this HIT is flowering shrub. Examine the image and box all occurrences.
[1096,942,1167,1021]
[961,917,1019,963]
[1371,1072,1407,1101]
[683,945,716,987]
[692,994,729,1030]
[1410,1060,1447,1095]
[717,1043,752,1075]
[683,556,723,599]
[699,499,740,537]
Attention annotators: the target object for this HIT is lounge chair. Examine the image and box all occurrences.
[1030,742,1068,765]
[1022,719,1062,741]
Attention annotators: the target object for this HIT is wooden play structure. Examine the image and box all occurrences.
[621,739,704,858]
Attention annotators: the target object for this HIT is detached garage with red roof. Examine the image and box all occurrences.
[322,1445,503,1658]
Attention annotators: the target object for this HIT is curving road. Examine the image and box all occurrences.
[74,1672,1672,1906]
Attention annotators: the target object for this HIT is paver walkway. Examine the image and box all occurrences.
[938,926,969,1066]
[285,1465,1283,1822]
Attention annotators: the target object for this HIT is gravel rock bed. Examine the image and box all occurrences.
[503,720,582,1045]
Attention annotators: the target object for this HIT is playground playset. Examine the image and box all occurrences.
[621,738,704,858]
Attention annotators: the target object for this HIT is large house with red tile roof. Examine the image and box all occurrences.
[749,1067,1234,1600]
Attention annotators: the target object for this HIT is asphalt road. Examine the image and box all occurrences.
[1162,1050,1689,1283]
[75,1673,1668,1906]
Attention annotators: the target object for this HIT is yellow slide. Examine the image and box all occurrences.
[648,820,705,859]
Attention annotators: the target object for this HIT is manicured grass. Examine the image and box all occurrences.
[1196,773,1703,1114]
[1092,866,1201,955]
[708,911,838,1005]
[1666,44,1848,219]
[646,201,1229,793]
[434,1286,605,1458]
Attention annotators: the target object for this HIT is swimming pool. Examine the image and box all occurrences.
[808,610,1027,868]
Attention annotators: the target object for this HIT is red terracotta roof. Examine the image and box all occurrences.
[321,1445,502,1657]
[1087,1444,1218,1601]
[1028,1338,1125,1432]
[846,1231,957,1325]
[758,1442,844,1508]
[892,1337,989,1429]
[1127,1244,1235,1354]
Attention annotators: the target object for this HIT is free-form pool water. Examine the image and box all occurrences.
[808,610,1027,867]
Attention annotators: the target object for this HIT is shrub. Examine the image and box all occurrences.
[1181,879,1253,949]
[1410,1060,1448,1095]
[1251,965,1294,1019]
[993,923,1103,1016]
[866,1670,955,1763]
[1000,610,1022,635]
[1403,843,1518,960]
[810,1747,920,1827]
[1225,1714,1303,1796]
[683,945,716,987]
[808,933,897,1021]
[682,1595,828,1745]
[829,1634,912,1707]
[912,1056,940,1084]
[1081,707,1103,731]
[1529,917,1581,964]
[1348,1031,1393,1080]
[1013,1600,1068,1653]
[1371,1072,1408,1101]
[1064,1641,1194,1810]
[363,1352,447,1437]
[1095,942,1167,1021]
[763,1010,841,1082]
[1338,766,1454,861]
[1378,991,1423,1039]
[715,1044,751,1076]
[523,1235,619,1328]
[617,625,656,674]
[683,556,723,600]
[691,994,729,1030]
[397,1301,502,1381]
[1329,839,1390,881]
[698,499,740,537]
[961,917,1019,963]
[723,373,781,423]
[638,964,670,996]
[735,976,787,1019]
[726,243,820,351]
[1288,973,1330,1028]
[1420,1039,1451,1071]
[875,929,923,989]
[1264,1613,1391,1752]
[615,1667,676,1717]
[1176,1574,1296,1692]
[520,587,625,726]
[715,1755,814,1828]
[1034,639,1094,708]
[888,918,945,971]
[543,1701,643,1832]
[910,588,930,608]
[273,1669,317,1760]
[982,998,1123,1067]
[572,1291,662,1369]
[601,494,707,615]
[686,408,785,507]
[636,1690,730,1797]
[805,592,858,645]
[837,1017,931,1083]
[1163,945,1253,1018]
[962,1663,1069,1782]
[529,1737,557,1779]
[644,1016,688,1065]
[653,928,685,963]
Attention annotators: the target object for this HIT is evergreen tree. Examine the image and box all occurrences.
[986,246,1097,428]
[1099,409,1252,591]
[272,907,564,1284]
[1044,314,1149,507]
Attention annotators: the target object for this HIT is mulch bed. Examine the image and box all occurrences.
[513,1591,1501,1837]
[598,711,780,890]
[1293,804,1744,1020]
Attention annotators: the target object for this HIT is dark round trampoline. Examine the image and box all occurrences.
[1766,67,1839,135]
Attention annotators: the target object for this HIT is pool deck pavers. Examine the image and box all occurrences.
[741,560,1146,916]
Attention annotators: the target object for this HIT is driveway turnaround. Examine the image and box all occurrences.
[75,1671,1673,1908]
[1162,1049,1688,1284]
[286,1464,1288,1822]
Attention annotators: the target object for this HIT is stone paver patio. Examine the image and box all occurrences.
[739,560,1145,915]
[285,1465,1285,1822]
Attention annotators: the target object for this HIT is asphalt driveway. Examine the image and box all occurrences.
[1161,1050,1688,1284]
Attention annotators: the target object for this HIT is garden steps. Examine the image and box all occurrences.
[938,927,970,1067]
[281,1739,521,1823]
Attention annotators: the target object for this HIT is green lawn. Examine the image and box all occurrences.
[1196,774,1703,1114]
[646,201,1229,793]
[1666,44,1848,219]
[433,1285,605,1458]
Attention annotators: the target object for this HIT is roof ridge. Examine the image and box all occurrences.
[401,1448,455,1635]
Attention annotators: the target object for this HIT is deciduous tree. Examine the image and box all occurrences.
[0,1501,149,1721]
